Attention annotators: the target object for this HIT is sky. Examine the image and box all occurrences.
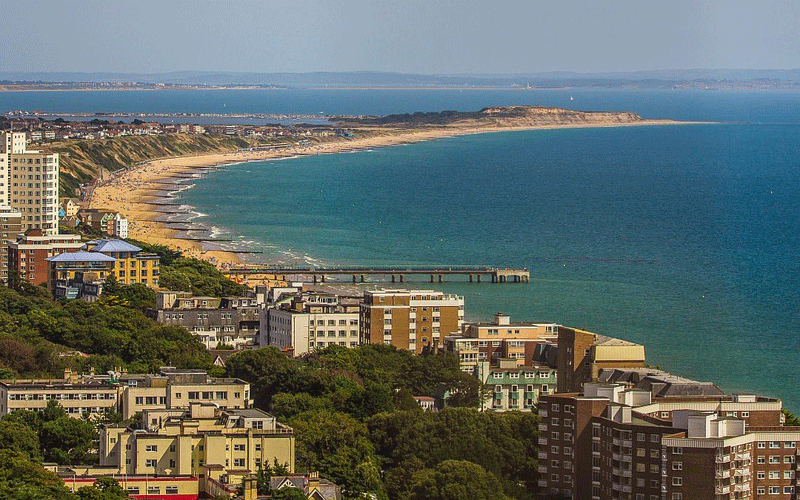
[2,0,800,75]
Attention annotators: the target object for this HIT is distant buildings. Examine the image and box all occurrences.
[359,289,464,353]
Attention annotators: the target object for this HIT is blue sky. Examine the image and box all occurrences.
[2,0,799,74]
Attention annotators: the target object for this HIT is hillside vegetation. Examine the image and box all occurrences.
[50,133,276,197]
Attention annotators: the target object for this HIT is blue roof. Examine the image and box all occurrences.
[47,251,117,263]
[85,239,141,253]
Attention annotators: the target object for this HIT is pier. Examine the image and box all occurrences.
[223,265,530,284]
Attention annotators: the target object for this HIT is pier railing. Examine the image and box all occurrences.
[223,265,530,284]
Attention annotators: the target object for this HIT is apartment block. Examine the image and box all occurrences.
[480,357,556,411]
[99,403,294,480]
[0,205,22,281]
[8,149,60,235]
[0,367,252,422]
[7,229,84,285]
[84,239,160,287]
[536,381,800,500]
[155,291,260,349]
[120,367,252,420]
[359,289,464,353]
[557,327,646,393]
[0,132,28,205]
[445,312,559,371]
[261,292,361,355]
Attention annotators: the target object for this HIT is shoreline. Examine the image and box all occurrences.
[88,119,696,272]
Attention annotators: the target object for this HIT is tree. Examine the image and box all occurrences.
[40,416,97,464]
[76,477,130,499]
[0,449,76,499]
[289,410,383,499]
[0,420,41,461]
[271,487,308,500]
[407,460,509,500]
[783,409,800,426]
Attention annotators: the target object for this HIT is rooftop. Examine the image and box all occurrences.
[46,251,116,263]
[85,239,142,253]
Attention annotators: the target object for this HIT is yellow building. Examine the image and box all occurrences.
[99,403,294,483]
[83,239,160,287]
[45,250,116,290]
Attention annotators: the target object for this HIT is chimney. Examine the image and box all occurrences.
[308,471,320,490]
[494,312,510,326]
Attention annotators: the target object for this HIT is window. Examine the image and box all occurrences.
[234,444,245,451]
[147,486,160,495]
[757,487,766,495]
[770,441,781,448]
[234,458,245,467]
[672,461,682,470]
[757,456,765,464]
[757,471,765,480]
[146,445,157,452]
[757,441,766,449]
[769,455,781,463]
[785,487,795,495]
[650,464,659,473]
[127,487,139,494]
[650,449,659,458]
[145,459,157,467]
[671,495,682,500]
[672,446,682,454]
[650,434,660,443]
[769,471,779,479]
[637,432,645,441]
[672,477,682,486]
[769,487,780,495]
[165,487,179,494]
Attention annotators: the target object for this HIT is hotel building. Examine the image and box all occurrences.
[359,289,464,353]
[84,239,160,287]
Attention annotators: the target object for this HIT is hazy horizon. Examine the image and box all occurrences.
[2,1,800,75]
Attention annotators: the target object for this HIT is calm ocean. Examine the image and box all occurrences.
[5,88,799,410]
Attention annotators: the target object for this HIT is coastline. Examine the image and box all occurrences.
[88,119,693,270]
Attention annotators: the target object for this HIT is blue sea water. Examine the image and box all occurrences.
[5,88,800,410]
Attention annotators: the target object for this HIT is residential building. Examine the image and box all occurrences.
[59,197,80,218]
[261,292,361,355]
[83,239,160,287]
[155,291,260,348]
[270,471,342,500]
[445,312,559,372]
[61,470,199,500]
[481,358,556,411]
[112,213,128,238]
[0,367,252,421]
[536,382,800,500]
[45,250,116,293]
[98,403,294,488]
[8,148,60,235]
[0,131,27,205]
[0,369,119,417]
[120,367,252,420]
[7,229,84,285]
[359,289,464,353]
[0,205,22,282]
[557,327,646,393]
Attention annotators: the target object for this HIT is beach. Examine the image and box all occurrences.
[88,118,683,270]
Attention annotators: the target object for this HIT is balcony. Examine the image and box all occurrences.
[716,469,730,479]
[538,437,548,446]
[539,409,548,418]
[538,423,548,431]
[538,465,547,474]
[715,455,731,463]
[611,483,632,493]
[538,452,548,460]
[538,480,548,488]
[734,483,749,492]
[612,438,632,448]
[716,485,731,495]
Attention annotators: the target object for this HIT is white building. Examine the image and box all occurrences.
[113,214,128,239]
[261,292,361,355]
[1,132,60,235]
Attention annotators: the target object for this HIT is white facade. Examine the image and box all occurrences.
[113,214,129,239]
[2,132,60,236]
[264,307,360,355]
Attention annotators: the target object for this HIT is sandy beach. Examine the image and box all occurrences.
[88,119,684,271]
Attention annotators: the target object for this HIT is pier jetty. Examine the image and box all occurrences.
[224,265,530,284]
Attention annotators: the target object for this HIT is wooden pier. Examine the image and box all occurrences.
[223,265,530,284]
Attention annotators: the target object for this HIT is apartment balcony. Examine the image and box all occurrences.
[611,483,632,493]
[612,438,632,448]
[612,468,631,478]
[715,455,731,463]
[716,469,731,479]
[538,423,548,431]
[539,409,548,418]
[734,482,749,492]
[538,465,547,474]
[538,437,548,446]
[538,452,548,460]
[716,485,731,495]
[538,480,548,488]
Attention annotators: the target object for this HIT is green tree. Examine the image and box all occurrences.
[783,409,800,426]
[76,477,129,499]
[40,416,97,464]
[407,460,509,500]
[0,420,42,461]
[289,410,383,499]
[271,487,308,500]
[0,449,76,499]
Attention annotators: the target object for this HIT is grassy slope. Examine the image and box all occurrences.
[50,133,279,197]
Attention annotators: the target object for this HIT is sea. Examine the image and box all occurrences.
[3,88,799,410]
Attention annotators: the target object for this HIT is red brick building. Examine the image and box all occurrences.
[7,229,82,285]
